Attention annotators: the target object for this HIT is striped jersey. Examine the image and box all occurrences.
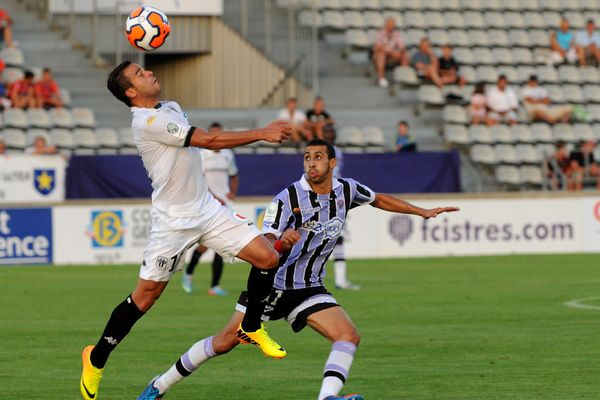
[262,174,376,290]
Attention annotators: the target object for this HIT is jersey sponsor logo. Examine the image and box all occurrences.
[302,216,344,239]
[146,115,156,126]
[33,169,55,196]
[89,211,124,248]
[388,215,413,246]
[0,208,52,265]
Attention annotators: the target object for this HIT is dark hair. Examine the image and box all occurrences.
[107,61,134,107]
[498,74,507,82]
[587,18,595,25]
[473,82,485,94]
[24,70,34,79]
[43,67,51,73]
[209,122,222,129]
[529,74,538,82]
[306,139,336,159]
[287,97,297,102]
[398,120,409,127]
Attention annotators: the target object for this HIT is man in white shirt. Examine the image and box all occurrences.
[486,75,519,125]
[80,61,292,400]
[576,19,600,66]
[372,17,409,88]
[522,75,571,123]
[277,97,310,142]
[182,122,239,296]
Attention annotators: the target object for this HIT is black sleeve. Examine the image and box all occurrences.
[184,126,196,147]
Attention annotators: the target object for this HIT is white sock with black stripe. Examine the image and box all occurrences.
[154,336,218,394]
[318,341,357,400]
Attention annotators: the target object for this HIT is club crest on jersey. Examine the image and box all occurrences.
[262,202,278,224]
[156,256,169,270]
[302,216,343,239]
[166,122,186,139]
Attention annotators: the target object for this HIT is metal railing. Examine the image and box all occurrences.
[222,0,319,95]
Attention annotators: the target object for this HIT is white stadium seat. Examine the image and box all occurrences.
[495,165,522,185]
[26,108,52,129]
[470,144,497,164]
[495,144,519,164]
[96,128,121,148]
[444,124,470,145]
[3,108,28,129]
[469,125,493,144]
[72,107,97,128]
[49,108,75,129]
[26,128,51,146]
[443,105,469,124]
[3,128,27,149]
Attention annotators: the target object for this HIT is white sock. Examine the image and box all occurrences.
[334,260,347,286]
[154,336,217,394]
[318,341,357,400]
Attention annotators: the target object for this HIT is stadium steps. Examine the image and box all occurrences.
[3,0,131,128]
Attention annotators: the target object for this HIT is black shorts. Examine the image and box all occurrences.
[236,286,340,332]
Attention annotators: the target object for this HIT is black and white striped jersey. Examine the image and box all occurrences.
[262,174,375,290]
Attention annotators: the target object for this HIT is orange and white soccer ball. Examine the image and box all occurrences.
[125,6,170,51]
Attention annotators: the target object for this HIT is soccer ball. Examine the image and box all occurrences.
[125,6,170,51]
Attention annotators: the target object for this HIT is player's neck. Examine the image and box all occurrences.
[308,179,332,195]
[133,97,161,108]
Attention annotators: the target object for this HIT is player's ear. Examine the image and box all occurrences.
[329,157,337,168]
[125,87,137,101]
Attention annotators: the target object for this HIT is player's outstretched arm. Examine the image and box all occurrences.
[371,193,459,219]
[188,120,292,150]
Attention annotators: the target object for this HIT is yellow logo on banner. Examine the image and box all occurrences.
[91,211,124,248]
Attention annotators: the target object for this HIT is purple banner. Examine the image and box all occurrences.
[65,151,460,199]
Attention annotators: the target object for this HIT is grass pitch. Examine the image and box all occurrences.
[1,254,599,399]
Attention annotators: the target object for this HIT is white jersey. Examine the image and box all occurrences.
[130,100,220,219]
[200,149,238,207]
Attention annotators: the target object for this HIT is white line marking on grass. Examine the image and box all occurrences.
[563,297,600,311]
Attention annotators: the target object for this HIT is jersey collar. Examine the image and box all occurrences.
[299,174,341,192]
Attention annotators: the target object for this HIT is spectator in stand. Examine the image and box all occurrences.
[277,97,309,143]
[0,8,14,48]
[550,18,577,65]
[411,37,442,87]
[304,96,335,141]
[0,138,6,155]
[25,136,58,155]
[569,140,600,190]
[469,82,490,125]
[522,75,571,124]
[372,17,409,89]
[9,70,37,109]
[438,44,465,86]
[486,75,519,125]
[547,141,578,190]
[0,58,10,110]
[36,67,63,108]
[395,120,417,153]
[575,19,600,66]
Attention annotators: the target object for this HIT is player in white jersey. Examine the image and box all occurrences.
[80,61,292,400]
[136,139,459,400]
[323,124,359,290]
[182,122,239,296]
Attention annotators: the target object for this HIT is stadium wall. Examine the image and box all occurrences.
[1,195,599,265]
[147,18,311,108]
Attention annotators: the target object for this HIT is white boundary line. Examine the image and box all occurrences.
[563,296,600,311]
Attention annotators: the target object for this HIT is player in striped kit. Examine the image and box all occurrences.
[137,139,458,400]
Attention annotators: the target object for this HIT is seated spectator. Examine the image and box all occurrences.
[411,37,442,87]
[547,141,578,190]
[522,75,571,123]
[486,75,518,125]
[0,8,14,48]
[575,19,600,66]
[469,82,490,125]
[25,136,57,155]
[0,59,10,110]
[372,17,409,89]
[438,44,466,86]
[0,138,6,155]
[569,140,600,190]
[9,70,37,109]
[276,97,309,143]
[550,18,577,65]
[395,120,417,152]
[36,67,63,108]
[304,96,334,141]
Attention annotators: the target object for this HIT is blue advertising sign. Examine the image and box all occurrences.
[0,208,53,265]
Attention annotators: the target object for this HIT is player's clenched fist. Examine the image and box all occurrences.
[263,120,293,143]
[280,229,301,252]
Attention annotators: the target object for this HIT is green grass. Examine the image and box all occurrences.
[1,254,600,399]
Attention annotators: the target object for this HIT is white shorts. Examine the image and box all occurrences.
[139,206,261,281]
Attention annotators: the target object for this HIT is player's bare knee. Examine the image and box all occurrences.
[336,329,360,346]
